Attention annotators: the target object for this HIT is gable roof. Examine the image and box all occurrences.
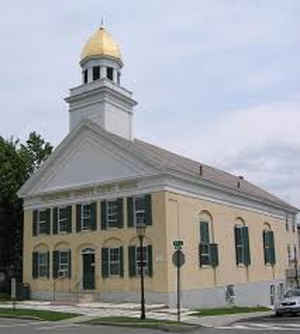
[18,120,298,212]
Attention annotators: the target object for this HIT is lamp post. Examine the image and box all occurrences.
[136,222,146,320]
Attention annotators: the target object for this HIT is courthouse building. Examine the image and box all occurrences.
[18,26,299,307]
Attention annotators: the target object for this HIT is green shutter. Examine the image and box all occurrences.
[33,210,38,236]
[45,209,51,234]
[263,230,268,264]
[127,197,134,227]
[270,231,276,265]
[200,222,209,243]
[128,246,136,277]
[76,204,81,232]
[32,252,38,279]
[145,194,152,226]
[101,248,109,278]
[68,249,72,278]
[242,226,251,266]
[53,208,58,234]
[147,245,153,277]
[67,206,72,233]
[52,251,59,279]
[90,202,97,230]
[234,227,243,265]
[101,201,107,230]
[117,198,124,228]
[120,246,124,277]
[210,243,219,267]
[46,252,50,278]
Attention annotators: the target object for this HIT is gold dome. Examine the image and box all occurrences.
[80,27,122,63]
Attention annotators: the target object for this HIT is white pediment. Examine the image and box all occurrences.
[20,122,158,196]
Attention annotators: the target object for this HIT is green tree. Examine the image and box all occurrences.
[0,132,53,207]
[0,132,53,284]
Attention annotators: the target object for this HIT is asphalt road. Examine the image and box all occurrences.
[1,316,300,334]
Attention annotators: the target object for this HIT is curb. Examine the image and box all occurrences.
[185,311,273,328]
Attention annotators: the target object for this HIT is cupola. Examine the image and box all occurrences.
[80,26,123,85]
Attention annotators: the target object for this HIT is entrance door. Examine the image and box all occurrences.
[82,253,95,290]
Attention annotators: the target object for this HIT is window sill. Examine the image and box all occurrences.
[79,229,96,233]
[199,265,212,269]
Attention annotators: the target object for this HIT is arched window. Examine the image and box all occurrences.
[198,211,219,267]
[263,224,276,266]
[234,218,251,266]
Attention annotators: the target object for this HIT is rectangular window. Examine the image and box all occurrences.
[38,253,48,277]
[109,248,120,275]
[288,245,291,265]
[81,204,91,230]
[107,200,118,228]
[38,210,48,234]
[83,69,88,84]
[93,66,100,81]
[292,216,296,233]
[134,196,146,226]
[58,207,68,233]
[107,67,113,80]
[58,251,69,276]
[286,214,289,232]
[136,246,148,275]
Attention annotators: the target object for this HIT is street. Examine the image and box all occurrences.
[1,315,300,334]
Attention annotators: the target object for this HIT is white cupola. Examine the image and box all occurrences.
[65,25,137,140]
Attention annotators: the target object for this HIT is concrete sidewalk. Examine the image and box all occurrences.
[0,301,273,328]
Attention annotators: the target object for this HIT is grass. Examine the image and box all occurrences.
[0,308,80,321]
[85,316,199,332]
[190,306,271,317]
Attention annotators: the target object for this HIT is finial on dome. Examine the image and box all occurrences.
[100,16,105,29]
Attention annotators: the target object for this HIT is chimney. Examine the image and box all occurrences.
[237,176,243,189]
[199,165,203,176]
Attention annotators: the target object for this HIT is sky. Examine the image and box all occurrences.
[1,0,300,207]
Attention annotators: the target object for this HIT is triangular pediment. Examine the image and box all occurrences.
[19,121,159,197]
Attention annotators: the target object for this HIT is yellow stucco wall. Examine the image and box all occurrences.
[23,192,168,296]
[165,192,298,293]
[23,190,298,298]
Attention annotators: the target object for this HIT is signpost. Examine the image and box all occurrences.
[172,240,185,322]
[11,278,16,311]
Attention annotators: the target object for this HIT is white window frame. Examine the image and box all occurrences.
[81,204,91,231]
[109,248,120,276]
[58,250,69,276]
[136,246,148,276]
[106,200,118,229]
[134,196,146,227]
[37,209,47,234]
[38,253,48,277]
[58,207,68,233]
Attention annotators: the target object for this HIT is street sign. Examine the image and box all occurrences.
[172,250,185,268]
[173,240,184,250]
[11,278,16,299]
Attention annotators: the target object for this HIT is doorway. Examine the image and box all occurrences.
[82,248,95,290]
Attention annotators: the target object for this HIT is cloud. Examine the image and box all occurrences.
[1,0,300,207]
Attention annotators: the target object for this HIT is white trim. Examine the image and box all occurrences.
[24,173,295,223]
